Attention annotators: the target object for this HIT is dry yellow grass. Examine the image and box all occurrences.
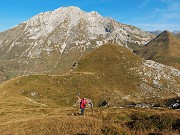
[0,107,102,135]
[0,106,179,135]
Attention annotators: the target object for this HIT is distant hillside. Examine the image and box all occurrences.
[135,31,180,70]
[149,30,162,35]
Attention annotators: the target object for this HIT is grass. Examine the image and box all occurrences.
[0,44,178,107]
[0,43,179,134]
[0,44,145,107]
[75,44,143,94]
[0,106,179,135]
[154,56,180,70]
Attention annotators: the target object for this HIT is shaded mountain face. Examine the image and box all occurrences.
[0,6,154,80]
[1,44,179,108]
[135,31,180,70]
[0,71,8,83]
[175,33,180,39]
[149,30,162,35]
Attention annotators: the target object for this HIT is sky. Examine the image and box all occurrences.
[0,0,180,32]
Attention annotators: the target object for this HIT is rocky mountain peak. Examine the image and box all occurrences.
[54,6,82,12]
[24,6,105,39]
[0,6,155,79]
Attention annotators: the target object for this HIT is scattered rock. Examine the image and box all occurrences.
[165,97,180,109]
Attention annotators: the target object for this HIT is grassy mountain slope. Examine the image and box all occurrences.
[135,31,180,70]
[0,44,179,108]
[0,44,143,108]
[0,43,179,134]
[75,43,142,94]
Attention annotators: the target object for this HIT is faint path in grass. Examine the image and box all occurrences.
[25,97,47,106]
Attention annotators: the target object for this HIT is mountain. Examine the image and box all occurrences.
[134,31,180,70]
[0,6,154,81]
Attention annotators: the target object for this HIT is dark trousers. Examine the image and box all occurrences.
[80,107,85,115]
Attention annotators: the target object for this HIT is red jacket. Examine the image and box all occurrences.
[80,99,87,108]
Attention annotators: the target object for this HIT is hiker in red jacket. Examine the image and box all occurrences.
[77,96,87,115]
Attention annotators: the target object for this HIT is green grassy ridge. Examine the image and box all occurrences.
[75,44,143,93]
[0,43,179,134]
[0,72,141,107]
[0,43,179,108]
[0,44,144,108]
[0,74,102,106]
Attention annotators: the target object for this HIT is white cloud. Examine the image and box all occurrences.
[139,0,150,8]
[137,23,172,28]
[136,23,178,31]
[168,2,180,11]
[147,0,180,30]
[162,12,180,19]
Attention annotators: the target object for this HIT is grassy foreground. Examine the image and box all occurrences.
[0,105,179,135]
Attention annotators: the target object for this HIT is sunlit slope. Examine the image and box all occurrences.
[75,44,143,93]
[0,44,179,109]
[0,74,103,107]
[0,44,142,108]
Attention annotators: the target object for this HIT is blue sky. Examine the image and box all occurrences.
[0,0,180,32]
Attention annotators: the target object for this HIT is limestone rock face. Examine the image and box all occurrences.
[0,6,154,78]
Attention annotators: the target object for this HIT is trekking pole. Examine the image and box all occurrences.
[90,103,93,114]
[77,93,81,100]
[87,99,93,114]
